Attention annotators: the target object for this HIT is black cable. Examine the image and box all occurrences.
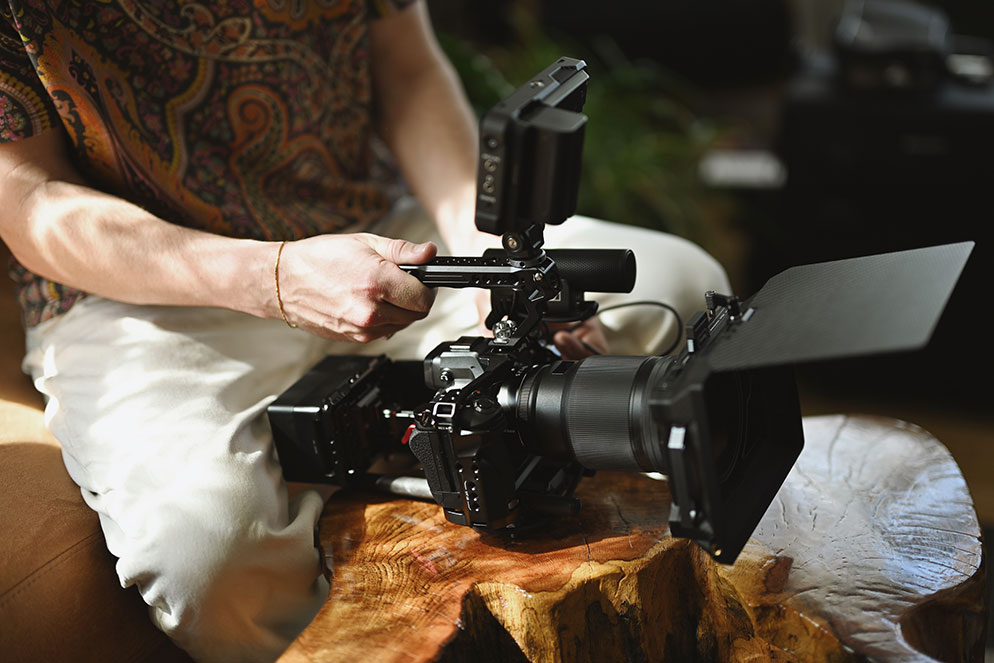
[562,300,685,357]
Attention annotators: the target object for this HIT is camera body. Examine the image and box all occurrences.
[268,311,804,563]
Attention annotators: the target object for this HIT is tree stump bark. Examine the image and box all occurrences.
[278,415,988,662]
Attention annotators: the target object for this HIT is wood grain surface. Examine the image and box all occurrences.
[278,415,987,662]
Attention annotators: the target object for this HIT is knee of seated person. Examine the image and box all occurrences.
[592,229,732,356]
[118,483,326,662]
[635,231,731,314]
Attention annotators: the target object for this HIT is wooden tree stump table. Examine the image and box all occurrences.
[278,415,988,662]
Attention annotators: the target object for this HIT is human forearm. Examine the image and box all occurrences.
[0,131,438,340]
[380,67,480,252]
[0,139,275,318]
[19,182,273,316]
[370,3,491,255]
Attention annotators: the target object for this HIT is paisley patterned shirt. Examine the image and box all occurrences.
[0,0,414,326]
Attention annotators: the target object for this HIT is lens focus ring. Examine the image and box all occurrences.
[562,355,652,471]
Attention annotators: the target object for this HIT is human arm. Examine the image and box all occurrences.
[368,1,492,257]
[0,129,436,341]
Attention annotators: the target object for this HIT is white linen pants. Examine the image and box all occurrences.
[22,204,729,662]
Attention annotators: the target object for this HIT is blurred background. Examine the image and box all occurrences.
[426,0,992,650]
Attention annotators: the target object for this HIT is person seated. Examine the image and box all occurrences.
[0,1,729,661]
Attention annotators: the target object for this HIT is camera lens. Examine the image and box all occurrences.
[504,355,675,472]
[502,355,747,481]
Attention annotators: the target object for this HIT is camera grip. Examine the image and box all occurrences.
[408,428,462,511]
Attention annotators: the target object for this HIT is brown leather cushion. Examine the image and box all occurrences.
[0,243,192,663]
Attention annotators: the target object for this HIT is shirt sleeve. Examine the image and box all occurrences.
[0,6,60,142]
[368,0,419,20]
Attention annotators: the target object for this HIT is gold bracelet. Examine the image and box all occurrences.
[274,240,297,328]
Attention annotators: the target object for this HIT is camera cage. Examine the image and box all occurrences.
[268,57,972,565]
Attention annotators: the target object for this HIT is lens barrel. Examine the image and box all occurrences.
[505,355,675,472]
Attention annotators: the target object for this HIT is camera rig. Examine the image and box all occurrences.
[268,57,972,564]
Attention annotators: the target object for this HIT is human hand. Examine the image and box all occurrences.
[275,233,437,342]
[550,318,609,359]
